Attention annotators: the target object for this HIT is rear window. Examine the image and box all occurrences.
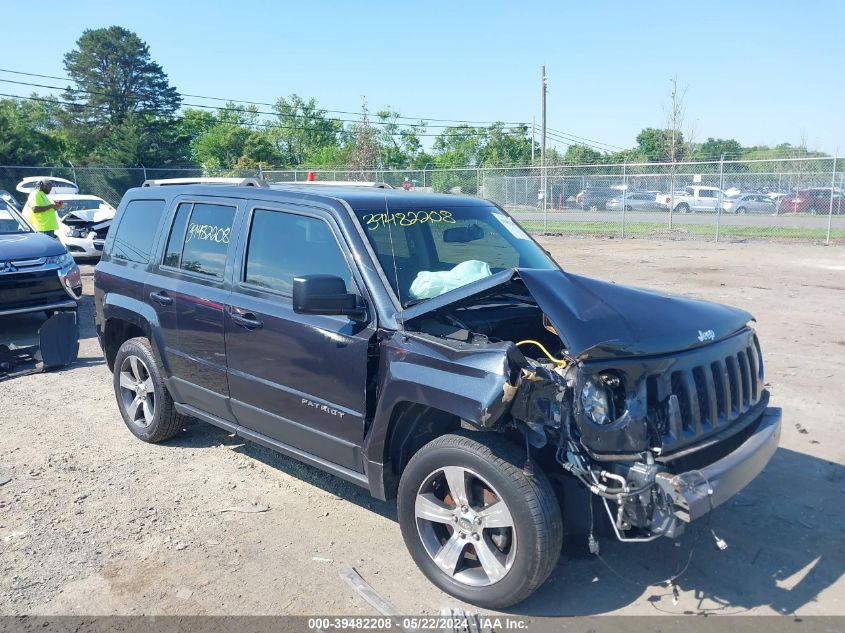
[110,199,166,263]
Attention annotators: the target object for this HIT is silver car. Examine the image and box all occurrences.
[606,191,662,211]
[721,194,778,215]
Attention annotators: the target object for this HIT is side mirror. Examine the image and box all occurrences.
[292,275,366,321]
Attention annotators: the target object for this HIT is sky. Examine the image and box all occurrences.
[2,0,844,155]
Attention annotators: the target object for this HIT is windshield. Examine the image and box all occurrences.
[0,204,31,234]
[353,204,558,305]
[56,198,113,217]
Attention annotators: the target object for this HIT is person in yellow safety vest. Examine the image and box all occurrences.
[26,180,64,237]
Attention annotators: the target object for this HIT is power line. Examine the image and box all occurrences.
[546,127,625,151]
[0,66,626,150]
[0,92,527,139]
[0,77,543,140]
[0,67,531,127]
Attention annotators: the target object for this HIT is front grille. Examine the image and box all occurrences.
[646,331,764,451]
[0,269,67,309]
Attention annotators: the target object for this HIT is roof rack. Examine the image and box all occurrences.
[272,180,394,189]
[141,177,268,188]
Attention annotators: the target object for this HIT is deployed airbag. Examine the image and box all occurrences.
[409,260,492,299]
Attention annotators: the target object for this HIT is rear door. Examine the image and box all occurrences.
[224,203,376,471]
[145,198,239,422]
[695,188,718,212]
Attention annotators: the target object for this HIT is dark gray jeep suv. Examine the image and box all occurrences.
[94,179,782,608]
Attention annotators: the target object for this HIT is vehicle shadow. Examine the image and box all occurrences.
[166,423,844,615]
[511,447,845,616]
[170,418,397,521]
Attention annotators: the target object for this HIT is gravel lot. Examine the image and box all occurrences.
[1,239,843,617]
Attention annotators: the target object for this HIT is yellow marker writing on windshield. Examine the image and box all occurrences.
[363,210,456,230]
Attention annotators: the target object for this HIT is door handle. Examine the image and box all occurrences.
[230,311,263,330]
[149,291,173,306]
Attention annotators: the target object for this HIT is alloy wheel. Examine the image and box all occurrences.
[118,355,156,428]
[414,466,516,587]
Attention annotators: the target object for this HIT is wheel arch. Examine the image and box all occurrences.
[101,295,164,372]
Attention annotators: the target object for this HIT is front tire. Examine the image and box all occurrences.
[113,337,185,443]
[397,432,563,609]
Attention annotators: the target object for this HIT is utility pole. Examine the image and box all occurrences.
[541,67,547,169]
[531,116,535,164]
[541,66,548,229]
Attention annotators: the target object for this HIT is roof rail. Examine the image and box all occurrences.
[273,180,394,189]
[141,177,268,188]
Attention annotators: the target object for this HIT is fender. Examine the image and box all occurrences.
[363,331,518,479]
[102,292,168,375]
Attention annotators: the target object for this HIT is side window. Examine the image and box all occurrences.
[163,203,192,267]
[244,209,353,296]
[162,202,235,279]
[110,199,166,263]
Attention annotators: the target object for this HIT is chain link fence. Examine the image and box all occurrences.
[2,157,842,243]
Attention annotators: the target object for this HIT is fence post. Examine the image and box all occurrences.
[621,160,627,239]
[827,154,838,246]
[543,164,548,233]
[668,164,674,231]
[716,154,725,243]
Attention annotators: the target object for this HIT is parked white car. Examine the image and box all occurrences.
[17,178,115,258]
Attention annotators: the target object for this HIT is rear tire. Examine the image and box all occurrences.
[397,432,563,609]
[112,337,185,443]
[736,206,747,215]
[676,203,690,214]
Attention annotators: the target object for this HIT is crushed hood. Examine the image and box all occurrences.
[401,268,753,359]
[61,208,114,224]
[518,269,753,358]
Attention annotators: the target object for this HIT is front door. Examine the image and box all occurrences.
[225,205,376,471]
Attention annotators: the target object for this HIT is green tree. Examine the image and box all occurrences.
[478,123,534,166]
[191,103,282,170]
[563,144,604,164]
[375,109,427,168]
[693,137,743,161]
[432,125,485,166]
[635,127,687,162]
[63,26,181,128]
[0,98,66,165]
[271,95,343,166]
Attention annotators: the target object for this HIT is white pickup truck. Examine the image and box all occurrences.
[657,185,724,213]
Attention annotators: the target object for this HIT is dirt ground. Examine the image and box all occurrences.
[1,238,843,618]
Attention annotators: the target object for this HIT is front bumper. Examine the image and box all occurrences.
[656,406,782,523]
[0,298,78,317]
[60,234,104,258]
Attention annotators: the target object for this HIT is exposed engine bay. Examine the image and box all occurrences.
[400,273,776,543]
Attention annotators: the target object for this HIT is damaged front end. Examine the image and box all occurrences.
[398,267,782,542]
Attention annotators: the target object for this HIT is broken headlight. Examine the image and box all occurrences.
[579,373,624,426]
